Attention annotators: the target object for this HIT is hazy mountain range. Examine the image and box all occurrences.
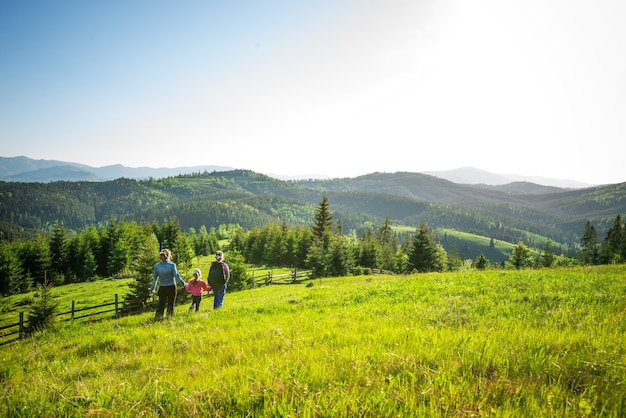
[0,155,596,188]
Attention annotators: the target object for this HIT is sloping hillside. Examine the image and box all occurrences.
[0,170,623,250]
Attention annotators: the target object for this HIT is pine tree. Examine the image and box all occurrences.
[621,222,626,261]
[409,221,444,272]
[307,196,334,277]
[327,234,355,277]
[82,248,98,280]
[600,215,623,264]
[475,254,489,270]
[49,221,70,284]
[222,248,251,291]
[509,241,533,269]
[581,221,599,265]
[108,238,131,276]
[447,244,463,271]
[541,240,555,267]
[17,236,51,286]
[0,242,25,295]
[311,195,333,247]
[376,217,397,271]
[123,233,159,314]
[27,276,58,334]
[359,229,379,269]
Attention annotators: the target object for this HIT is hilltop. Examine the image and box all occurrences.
[1,169,624,259]
[0,156,599,188]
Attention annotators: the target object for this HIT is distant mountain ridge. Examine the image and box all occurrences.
[424,167,595,189]
[0,156,233,182]
[1,168,624,259]
[0,156,601,187]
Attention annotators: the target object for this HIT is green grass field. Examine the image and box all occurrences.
[1,265,625,417]
[393,225,520,263]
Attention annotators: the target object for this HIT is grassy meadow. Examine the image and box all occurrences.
[1,265,625,417]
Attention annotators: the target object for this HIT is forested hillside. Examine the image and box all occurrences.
[1,170,624,251]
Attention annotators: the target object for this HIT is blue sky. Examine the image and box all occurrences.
[1,0,625,184]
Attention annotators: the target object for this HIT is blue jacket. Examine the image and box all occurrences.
[149,261,186,291]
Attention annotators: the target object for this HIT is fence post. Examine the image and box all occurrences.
[115,294,119,318]
[71,300,75,321]
[19,311,24,340]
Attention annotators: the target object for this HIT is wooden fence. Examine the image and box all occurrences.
[250,269,312,286]
[1,269,314,346]
[0,294,120,346]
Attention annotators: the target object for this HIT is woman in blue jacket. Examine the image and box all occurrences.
[148,249,186,320]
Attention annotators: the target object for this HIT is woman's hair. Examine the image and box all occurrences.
[159,249,172,261]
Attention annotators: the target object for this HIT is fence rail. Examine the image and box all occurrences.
[2,269,315,347]
[250,269,312,286]
[0,312,25,346]
[0,294,120,346]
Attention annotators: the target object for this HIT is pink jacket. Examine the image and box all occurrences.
[185,279,211,296]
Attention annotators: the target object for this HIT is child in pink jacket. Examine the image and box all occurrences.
[185,268,211,312]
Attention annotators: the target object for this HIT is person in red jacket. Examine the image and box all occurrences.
[185,268,211,312]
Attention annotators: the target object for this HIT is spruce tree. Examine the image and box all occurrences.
[307,196,334,277]
[541,240,555,267]
[222,248,252,291]
[475,254,489,270]
[600,215,623,264]
[123,233,159,314]
[311,195,333,247]
[581,221,599,265]
[0,243,25,295]
[27,276,58,334]
[409,221,443,272]
[376,217,397,271]
[509,241,533,269]
[49,221,70,284]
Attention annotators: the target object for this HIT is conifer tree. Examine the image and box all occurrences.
[409,221,445,272]
[123,233,159,313]
[621,222,626,261]
[222,248,252,291]
[509,241,533,269]
[541,239,555,267]
[600,214,623,264]
[376,217,397,271]
[83,247,98,280]
[49,221,70,284]
[358,229,379,269]
[311,195,333,247]
[327,234,355,277]
[0,243,25,295]
[27,276,58,334]
[475,254,489,270]
[17,235,51,286]
[307,196,334,277]
[581,220,599,265]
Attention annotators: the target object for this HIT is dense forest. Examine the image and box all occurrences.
[0,170,625,297]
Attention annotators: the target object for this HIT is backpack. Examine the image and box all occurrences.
[208,261,226,290]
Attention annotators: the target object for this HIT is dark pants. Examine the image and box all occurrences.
[155,285,177,319]
[189,295,202,312]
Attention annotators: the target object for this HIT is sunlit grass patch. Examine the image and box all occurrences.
[1,265,625,416]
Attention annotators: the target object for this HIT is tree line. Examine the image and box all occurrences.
[1,196,625,298]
